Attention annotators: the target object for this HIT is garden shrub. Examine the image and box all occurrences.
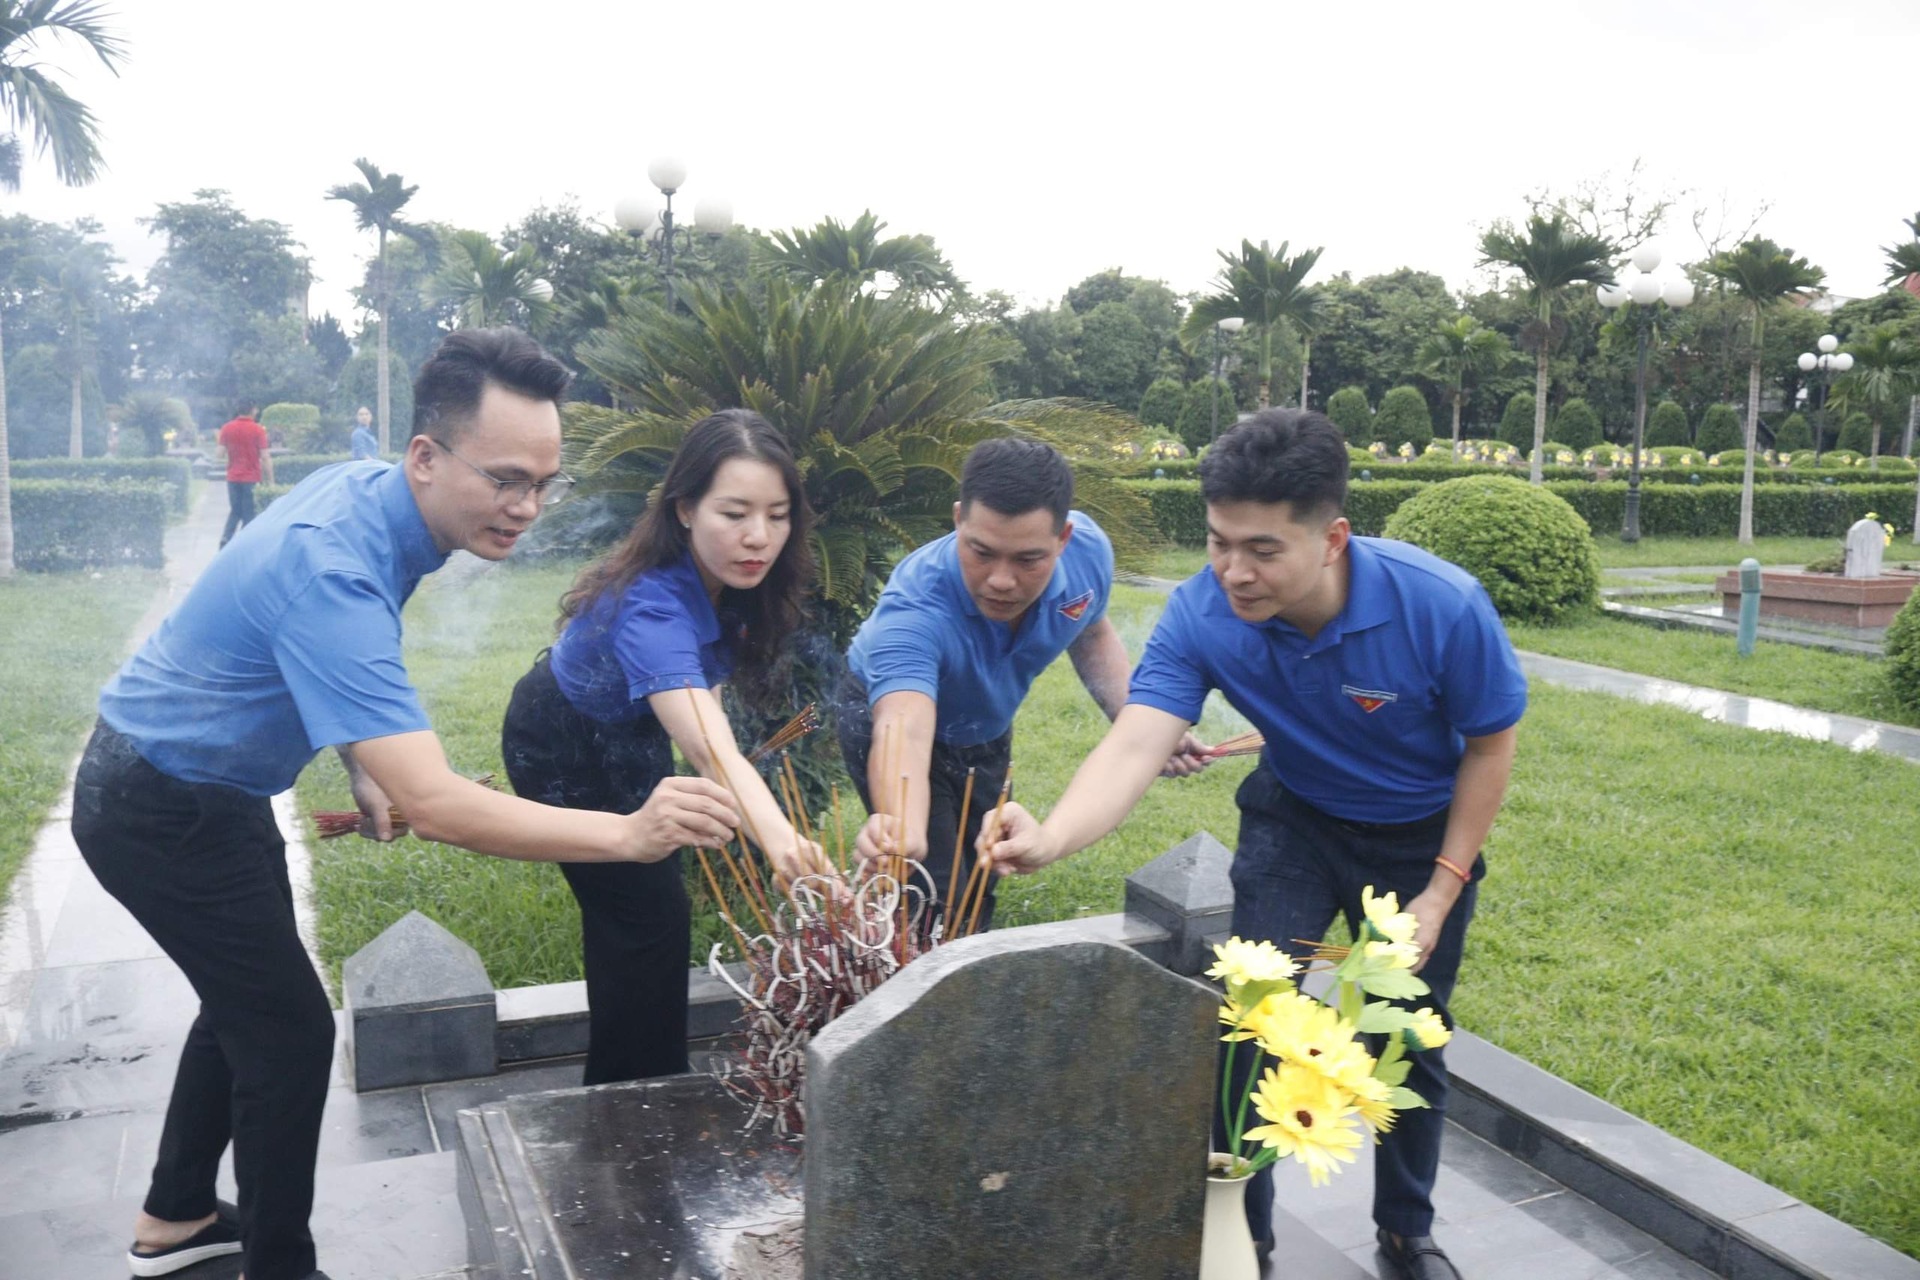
[1645,400,1689,447]
[1695,404,1743,454]
[1887,587,1920,712]
[1773,412,1811,453]
[10,479,169,570]
[1137,377,1184,433]
[1384,475,1598,623]
[1552,398,1601,451]
[1174,378,1237,452]
[1120,479,1206,545]
[1497,392,1536,448]
[1346,482,1424,536]
[261,403,325,452]
[10,456,192,514]
[1374,386,1434,452]
[1327,386,1372,445]
[1835,412,1875,455]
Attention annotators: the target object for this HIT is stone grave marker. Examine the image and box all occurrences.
[802,932,1216,1279]
[1845,516,1886,579]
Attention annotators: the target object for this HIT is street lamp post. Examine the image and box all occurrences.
[1795,335,1852,466]
[614,157,734,312]
[1209,316,1245,446]
[1597,245,1694,543]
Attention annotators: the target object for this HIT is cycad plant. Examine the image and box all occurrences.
[1703,237,1824,543]
[1182,239,1322,410]
[1477,215,1617,482]
[1416,316,1511,446]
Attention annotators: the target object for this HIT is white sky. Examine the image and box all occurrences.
[12,0,1917,325]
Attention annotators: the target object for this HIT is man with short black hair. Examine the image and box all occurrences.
[839,436,1207,930]
[74,328,741,1280]
[986,409,1526,1280]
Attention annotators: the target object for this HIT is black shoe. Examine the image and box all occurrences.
[1377,1227,1463,1280]
[127,1201,243,1276]
[1255,1232,1274,1261]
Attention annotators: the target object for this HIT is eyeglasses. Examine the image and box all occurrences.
[430,438,574,507]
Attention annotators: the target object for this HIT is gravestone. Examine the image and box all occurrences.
[343,909,495,1090]
[1845,516,1886,579]
[803,932,1216,1279]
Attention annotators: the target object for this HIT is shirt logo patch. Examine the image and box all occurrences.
[1342,685,1398,714]
[1059,590,1094,622]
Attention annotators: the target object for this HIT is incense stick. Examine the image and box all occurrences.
[944,767,976,932]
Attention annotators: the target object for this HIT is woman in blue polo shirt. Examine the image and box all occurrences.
[501,409,824,1084]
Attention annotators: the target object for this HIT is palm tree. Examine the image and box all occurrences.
[757,211,964,304]
[0,0,124,577]
[1477,215,1617,482]
[327,158,435,453]
[1829,326,1918,473]
[1703,237,1825,543]
[1880,212,1920,459]
[429,229,552,331]
[1182,239,1322,410]
[1416,316,1512,446]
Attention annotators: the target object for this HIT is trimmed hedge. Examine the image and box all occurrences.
[11,456,192,514]
[1645,400,1689,446]
[1887,585,1920,712]
[1375,386,1435,452]
[1384,475,1599,623]
[1497,392,1536,447]
[271,453,356,486]
[11,479,169,570]
[1123,477,1918,546]
[1696,404,1742,453]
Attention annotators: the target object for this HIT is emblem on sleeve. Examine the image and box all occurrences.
[1342,684,1397,713]
[1059,589,1094,622]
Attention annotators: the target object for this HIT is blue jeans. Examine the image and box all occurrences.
[1223,767,1479,1241]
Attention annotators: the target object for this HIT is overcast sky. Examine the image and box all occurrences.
[12,0,1917,326]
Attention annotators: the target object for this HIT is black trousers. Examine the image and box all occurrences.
[501,654,690,1085]
[70,720,335,1280]
[833,672,1012,932]
[220,480,257,547]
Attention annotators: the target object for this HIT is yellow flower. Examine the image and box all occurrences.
[1408,1007,1452,1050]
[1344,1070,1398,1137]
[1243,1064,1366,1187]
[1360,885,1417,947]
[1246,991,1365,1077]
[1364,938,1422,970]
[1207,938,1300,988]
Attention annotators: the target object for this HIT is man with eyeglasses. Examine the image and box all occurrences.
[70,328,740,1280]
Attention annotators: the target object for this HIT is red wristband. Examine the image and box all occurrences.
[1435,855,1472,884]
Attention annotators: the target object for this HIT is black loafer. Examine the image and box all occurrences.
[1377,1227,1463,1280]
[127,1200,243,1276]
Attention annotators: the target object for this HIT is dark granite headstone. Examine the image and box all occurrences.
[803,933,1216,1279]
[1123,830,1235,975]
[343,909,495,1091]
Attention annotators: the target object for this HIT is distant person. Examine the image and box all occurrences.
[217,404,273,548]
[73,329,740,1280]
[350,405,380,461]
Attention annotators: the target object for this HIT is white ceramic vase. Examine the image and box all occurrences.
[1199,1152,1259,1280]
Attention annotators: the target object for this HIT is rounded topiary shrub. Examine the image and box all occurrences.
[1836,412,1874,455]
[1551,398,1601,451]
[1375,385,1435,452]
[1497,392,1536,448]
[1695,403,1743,454]
[1327,386,1373,445]
[1773,412,1811,453]
[1137,377,1184,432]
[1645,399,1689,447]
[1174,378,1237,451]
[1887,585,1920,711]
[1382,474,1600,623]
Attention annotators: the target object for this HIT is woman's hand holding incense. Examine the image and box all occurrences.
[854,811,927,874]
[625,776,740,861]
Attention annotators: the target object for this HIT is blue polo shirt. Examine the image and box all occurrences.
[548,551,736,723]
[99,460,444,797]
[847,512,1113,747]
[350,425,380,461]
[1128,537,1526,823]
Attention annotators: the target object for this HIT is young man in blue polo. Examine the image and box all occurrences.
[985,409,1525,1280]
[840,437,1207,930]
[73,329,739,1280]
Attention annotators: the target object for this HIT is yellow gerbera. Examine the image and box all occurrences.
[1360,885,1418,947]
[1243,1065,1366,1187]
[1363,938,1421,971]
[1246,992,1365,1078]
[1206,937,1300,988]
[1408,1007,1452,1050]
[1344,1071,1398,1137]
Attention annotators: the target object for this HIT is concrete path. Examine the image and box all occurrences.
[0,485,468,1280]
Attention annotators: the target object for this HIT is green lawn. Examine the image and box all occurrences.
[298,568,1918,1256]
[0,569,161,915]
[1508,611,1917,730]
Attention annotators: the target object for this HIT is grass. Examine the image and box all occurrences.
[297,563,1919,1256]
[1508,611,1918,729]
[0,569,161,915]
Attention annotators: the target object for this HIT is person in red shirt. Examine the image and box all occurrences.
[217,405,275,548]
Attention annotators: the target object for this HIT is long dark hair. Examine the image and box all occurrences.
[559,409,815,712]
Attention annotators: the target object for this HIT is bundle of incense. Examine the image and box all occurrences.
[746,703,821,765]
[1207,731,1265,758]
[311,773,499,839]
